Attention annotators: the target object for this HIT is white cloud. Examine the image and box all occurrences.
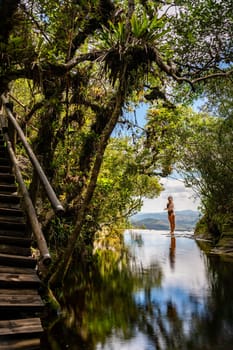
[141,178,200,213]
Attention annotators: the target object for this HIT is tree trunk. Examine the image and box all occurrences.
[49,75,127,287]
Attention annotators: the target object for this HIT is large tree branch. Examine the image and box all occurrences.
[5,36,233,96]
[191,69,233,84]
[61,46,233,90]
[152,47,233,89]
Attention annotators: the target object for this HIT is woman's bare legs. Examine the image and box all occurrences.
[169,214,175,234]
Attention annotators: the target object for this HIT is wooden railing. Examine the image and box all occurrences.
[0,94,64,265]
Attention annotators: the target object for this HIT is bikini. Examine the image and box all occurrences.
[167,203,174,216]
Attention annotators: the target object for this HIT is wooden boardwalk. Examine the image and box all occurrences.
[0,133,45,349]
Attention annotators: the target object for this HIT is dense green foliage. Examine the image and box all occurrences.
[177,105,233,239]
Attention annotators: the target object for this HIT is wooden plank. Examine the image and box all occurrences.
[0,272,41,288]
[0,293,43,306]
[0,194,20,203]
[0,272,40,283]
[0,288,38,295]
[0,294,43,307]
[0,158,10,166]
[0,215,25,223]
[0,337,41,350]
[0,229,30,238]
[0,266,36,275]
[0,165,12,173]
[0,151,8,158]
[0,236,31,247]
[0,184,17,193]
[0,220,27,231]
[0,207,24,217]
[0,253,36,268]
[0,318,43,335]
[0,202,20,209]
[0,244,31,256]
[0,309,44,322]
[0,173,15,184]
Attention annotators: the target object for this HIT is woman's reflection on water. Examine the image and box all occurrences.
[169,235,176,270]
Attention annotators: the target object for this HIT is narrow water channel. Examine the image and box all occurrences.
[42,230,233,350]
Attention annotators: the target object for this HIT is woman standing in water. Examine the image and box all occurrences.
[165,195,175,234]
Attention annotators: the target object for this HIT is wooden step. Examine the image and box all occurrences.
[0,207,24,218]
[0,244,31,256]
[0,229,30,238]
[0,235,31,247]
[0,292,43,309]
[0,267,37,275]
[0,150,8,158]
[0,310,43,322]
[0,157,11,166]
[0,271,41,288]
[0,336,41,350]
[0,173,15,184]
[0,291,43,309]
[0,217,25,224]
[0,193,20,204]
[0,220,27,232]
[0,318,43,336]
[0,184,17,194]
[0,253,37,268]
[0,288,44,321]
[0,165,12,173]
[0,194,20,209]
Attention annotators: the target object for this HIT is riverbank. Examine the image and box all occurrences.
[194,215,233,259]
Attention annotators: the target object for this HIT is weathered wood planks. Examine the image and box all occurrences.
[0,272,41,287]
[0,131,45,348]
[0,253,37,268]
[0,318,43,335]
[0,337,41,350]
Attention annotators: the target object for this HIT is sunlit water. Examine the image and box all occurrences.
[95,230,233,350]
[43,230,233,350]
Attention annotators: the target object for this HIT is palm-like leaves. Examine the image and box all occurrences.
[97,9,167,86]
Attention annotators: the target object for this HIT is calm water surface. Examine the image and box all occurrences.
[43,230,233,350]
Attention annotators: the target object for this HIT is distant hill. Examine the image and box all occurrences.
[130,210,200,231]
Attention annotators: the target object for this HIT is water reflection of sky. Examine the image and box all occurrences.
[125,229,209,296]
[125,230,210,341]
[97,229,212,350]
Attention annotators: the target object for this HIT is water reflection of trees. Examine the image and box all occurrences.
[42,241,233,350]
[129,252,233,350]
[186,254,233,350]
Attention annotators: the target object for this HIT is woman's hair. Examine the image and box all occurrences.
[168,196,173,200]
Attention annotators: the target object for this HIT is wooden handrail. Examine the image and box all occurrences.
[1,94,64,214]
[4,133,51,265]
